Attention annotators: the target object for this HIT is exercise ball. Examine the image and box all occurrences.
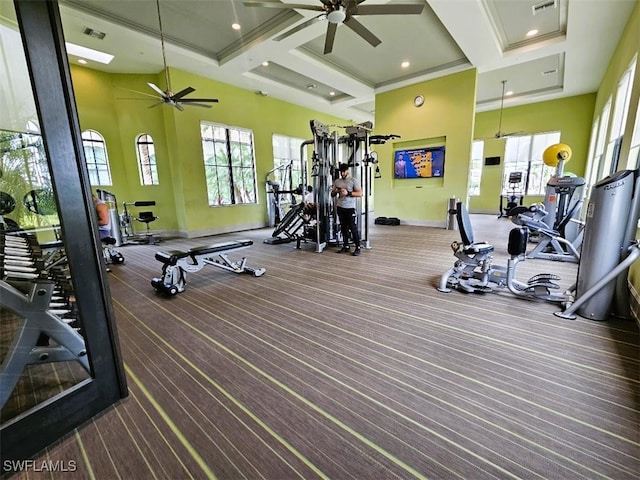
[543,143,572,167]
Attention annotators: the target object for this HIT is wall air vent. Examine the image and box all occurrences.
[532,0,557,15]
[542,69,558,75]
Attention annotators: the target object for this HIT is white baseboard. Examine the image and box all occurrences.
[178,222,267,239]
[399,219,447,228]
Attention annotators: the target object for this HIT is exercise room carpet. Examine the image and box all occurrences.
[12,216,640,479]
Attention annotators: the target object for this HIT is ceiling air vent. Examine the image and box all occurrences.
[542,69,558,75]
[532,0,557,15]
[82,27,106,40]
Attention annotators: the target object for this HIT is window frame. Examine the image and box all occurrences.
[502,131,561,196]
[201,122,258,207]
[81,129,112,186]
[135,133,159,185]
[468,140,484,197]
[272,133,307,198]
[606,56,636,172]
[629,95,640,169]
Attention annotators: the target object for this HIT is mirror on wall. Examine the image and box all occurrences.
[0,4,93,424]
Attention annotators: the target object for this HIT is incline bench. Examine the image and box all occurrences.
[151,239,265,295]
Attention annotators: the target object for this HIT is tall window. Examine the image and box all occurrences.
[584,118,600,196]
[136,134,159,185]
[82,130,112,185]
[593,98,612,181]
[272,134,306,192]
[605,56,636,172]
[502,131,561,195]
[201,122,257,206]
[627,96,640,169]
[468,140,484,196]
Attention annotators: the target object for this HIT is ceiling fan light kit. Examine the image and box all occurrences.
[326,7,346,24]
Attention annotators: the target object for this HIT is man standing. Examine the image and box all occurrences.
[92,194,111,239]
[331,163,362,256]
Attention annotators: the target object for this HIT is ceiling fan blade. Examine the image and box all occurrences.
[356,4,425,15]
[171,86,196,101]
[181,102,213,109]
[243,1,323,11]
[344,17,381,48]
[324,22,338,54]
[147,82,168,98]
[180,98,219,103]
[274,15,324,41]
[174,103,185,112]
[116,87,161,99]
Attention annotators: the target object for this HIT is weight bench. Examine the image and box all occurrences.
[151,239,265,295]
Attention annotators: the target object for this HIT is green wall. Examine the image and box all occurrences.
[373,69,477,226]
[71,65,349,237]
[471,93,596,213]
[371,70,595,224]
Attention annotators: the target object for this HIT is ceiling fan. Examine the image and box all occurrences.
[492,80,522,139]
[244,0,425,54]
[146,0,219,110]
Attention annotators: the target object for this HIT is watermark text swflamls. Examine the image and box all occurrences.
[3,459,77,473]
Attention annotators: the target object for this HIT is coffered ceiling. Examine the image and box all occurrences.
[57,0,637,122]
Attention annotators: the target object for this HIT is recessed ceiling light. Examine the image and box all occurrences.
[77,59,87,64]
[65,42,113,64]
[262,61,269,67]
[505,90,514,96]
[232,23,241,30]
[401,61,410,68]
[329,91,336,96]
[526,29,538,37]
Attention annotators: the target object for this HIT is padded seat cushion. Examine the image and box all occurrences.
[189,239,252,255]
[155,250,188,265]
[155,240,254,265]
[462,242,494,254]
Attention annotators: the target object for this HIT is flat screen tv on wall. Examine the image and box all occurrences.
[394,146,445,179]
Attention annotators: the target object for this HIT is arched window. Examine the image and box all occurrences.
[82,130,112,185]
[136,134,159,185]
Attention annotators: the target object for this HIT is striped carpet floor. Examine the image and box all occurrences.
[12,216,640,479]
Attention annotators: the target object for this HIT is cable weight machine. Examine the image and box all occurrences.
[265,119,398,252]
